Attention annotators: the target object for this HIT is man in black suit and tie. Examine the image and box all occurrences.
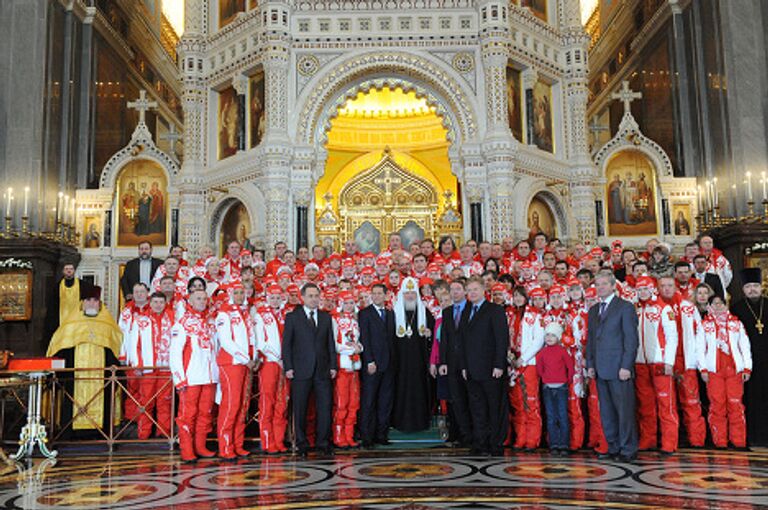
[459,277,509,456]
[358,283,396,447]
[692,254,725,299]
[439,278,473,446]
[120,241,163,301]
[586,271,639,462]
[283,283,337,457]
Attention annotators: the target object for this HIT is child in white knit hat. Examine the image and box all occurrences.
[536,321,575,455]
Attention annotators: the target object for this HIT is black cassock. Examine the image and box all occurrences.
[392,309,434,433]
[731,297,768,446]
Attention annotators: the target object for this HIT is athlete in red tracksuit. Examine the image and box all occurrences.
[170,290,218,462]
[512,286,545,449]
[215,281,257,459]
[635,276,680,454]
[255,285,289,453]
[572,286,608,454]
[505,287,526,446]
[119,284,175,439]
[118,283,151,431]
[332,291,363,448]
[700,296,752,449]
[658,277,707,447]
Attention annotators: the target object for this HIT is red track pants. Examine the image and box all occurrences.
[586,378,608,454]
[509,365,541,449]
[707,351,746,448]
[676,369,706,447]
[635,363,679,452]
[176,383,215,461]
[124,370,141,422]
[568,384,585,450]
[258,361,290,453]
[218,364,252,458]
[333,370,360,447]
[136,369,173,439]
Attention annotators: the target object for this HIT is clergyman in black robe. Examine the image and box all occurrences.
[730,267,768,446]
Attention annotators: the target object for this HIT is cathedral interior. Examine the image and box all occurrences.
[1,0,768,508]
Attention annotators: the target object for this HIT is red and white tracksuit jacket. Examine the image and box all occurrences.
[118,302,174,438]
[152,266,191,294]
[255,306,289,452]
[636,298,679,452]
[332,312,363,447]
[215,302,256,457]
[571,306,608,453]
[704,248,732,290]
[170,305,218,460]
[662,294,707,446]
[221,256,241,282]
[700,314,752,447]
[511,306,544,449]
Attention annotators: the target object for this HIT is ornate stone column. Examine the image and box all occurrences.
[177,0,208,253]
[561,0,597,243]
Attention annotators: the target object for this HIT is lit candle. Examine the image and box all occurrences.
[56,192,63,223]
[63,195,69,224]
[746,172,753,202]
[5,187,12,217]
[23,187,29,217]
[705,180,712,210]
[697,185,703,212]
[71,198,76,225]
[763,172,767,201]
[713,178,719,207]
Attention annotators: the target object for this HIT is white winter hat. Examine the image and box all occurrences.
[544,321,564,341]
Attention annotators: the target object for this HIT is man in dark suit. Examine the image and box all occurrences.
[692,254,725,299]
[586,271,639,462]
[358,283,396,446]
[439,278,473,446]
[459,277,509,456]
[283,283,337,457]
[120,241,163,301]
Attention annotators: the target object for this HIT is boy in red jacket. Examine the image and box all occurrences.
[536,322,575,455]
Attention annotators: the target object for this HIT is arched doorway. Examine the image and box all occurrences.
[218,199,255,256]
[314,86,462,253]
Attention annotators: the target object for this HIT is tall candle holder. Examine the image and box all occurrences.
[4,216,11,237]
[763,199,768,221]
[747,200,756,219]
[713,205,721,225]
[21,216,29,236]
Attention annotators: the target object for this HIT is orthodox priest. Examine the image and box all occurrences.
[731,267,768,446]
[47,286,123,432]
[45,262,95,340]
[391,277,435,433]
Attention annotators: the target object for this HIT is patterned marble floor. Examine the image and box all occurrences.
[1,447,768,509]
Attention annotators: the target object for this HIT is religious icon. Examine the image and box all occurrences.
[605,149,658,237]
[531,80,553,153]
[250,73,266,149]
[521,0,547,21]
[354,221,381,255]
[506,66,523,142]
[219,0,245,29]
[117,159,168,247]
[672,203,693,236]
[220,202,252,256]
[527,196,556,241]
[398,220,425,250]
[218,86,240,160]
[83,216,101,248]
[0,270,32,321]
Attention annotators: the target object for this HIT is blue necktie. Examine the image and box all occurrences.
[454,305,461,326]
[379,307,386,322]
[599,302,607,318]
[470,304,479,321]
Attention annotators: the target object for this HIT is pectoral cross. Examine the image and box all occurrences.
[757,319,764,335]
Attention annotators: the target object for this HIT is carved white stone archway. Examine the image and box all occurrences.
[293,50,481,149]
[207,183,267,249]
[523,185,572,241]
